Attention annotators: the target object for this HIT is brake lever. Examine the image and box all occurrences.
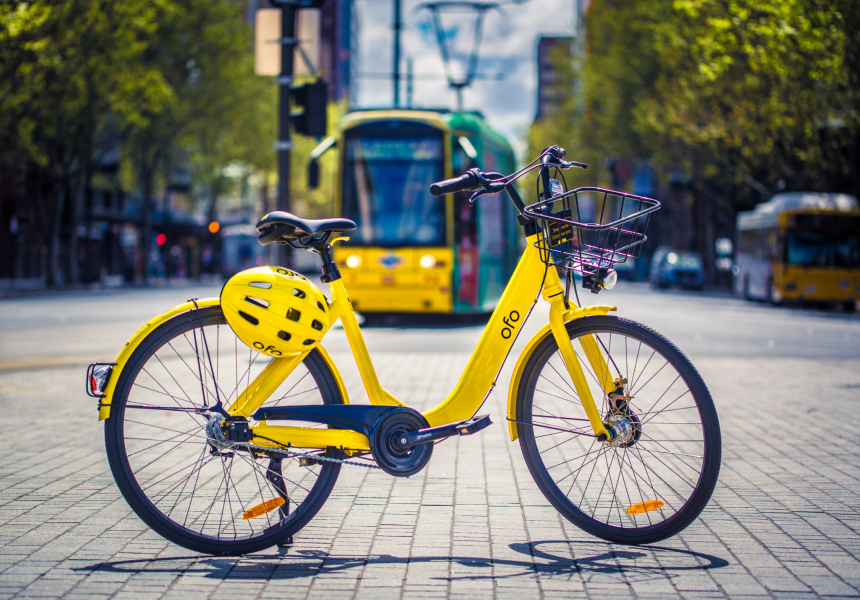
[560,159,588,170]
[468,182,506,204]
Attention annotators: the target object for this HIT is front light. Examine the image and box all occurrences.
[602,269,618,290]
[346,254,362,269]
[420,254,437,269]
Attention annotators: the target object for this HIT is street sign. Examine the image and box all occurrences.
[255,8,320,76]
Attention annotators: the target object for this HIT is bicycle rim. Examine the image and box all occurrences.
[518,316,720,544]
[105,306,342,555]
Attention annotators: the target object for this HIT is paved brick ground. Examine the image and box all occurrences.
[2,344,860,599]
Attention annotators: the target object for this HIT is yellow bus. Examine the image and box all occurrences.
[733,192,860,309]
[310,109,518,315]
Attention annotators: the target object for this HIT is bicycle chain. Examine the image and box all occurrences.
[242,442,382,470]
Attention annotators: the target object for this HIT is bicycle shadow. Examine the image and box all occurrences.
[77,540,728,584]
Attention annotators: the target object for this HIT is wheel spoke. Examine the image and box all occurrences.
[519,317,718,540]
[107,308,342,553]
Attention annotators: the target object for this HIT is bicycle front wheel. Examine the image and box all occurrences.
[104,305,343,555]
[516,316,720,545]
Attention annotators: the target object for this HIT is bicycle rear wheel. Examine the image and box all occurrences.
[516,316,720,545]
[104,305,343,555]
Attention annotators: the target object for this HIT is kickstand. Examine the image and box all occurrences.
[266,457,293,549]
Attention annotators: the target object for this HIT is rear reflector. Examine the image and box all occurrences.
[86,363,115,398]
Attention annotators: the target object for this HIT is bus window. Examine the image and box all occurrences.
[788,229,860,268]
[835,231,860,267]
[787,230,830,267]
[342,135,445,246]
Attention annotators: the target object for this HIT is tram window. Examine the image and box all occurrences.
[342,136,445,246]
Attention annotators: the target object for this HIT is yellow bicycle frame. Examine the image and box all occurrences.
[237,232,616,451]
[100,232,619,450]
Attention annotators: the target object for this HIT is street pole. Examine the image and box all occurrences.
[277,3,297,267]
[393,0,401,108]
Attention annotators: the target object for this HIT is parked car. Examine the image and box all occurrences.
[650,249,705,290]
[648,246,676,286]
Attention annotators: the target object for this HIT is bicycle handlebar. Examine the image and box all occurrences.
[430,170,479,196]
[429,146,588,213]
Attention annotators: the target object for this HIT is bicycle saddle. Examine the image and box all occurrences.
[256,211,356,246]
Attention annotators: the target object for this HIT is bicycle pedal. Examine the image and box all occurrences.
[299,456,324,467]
[456,414,492,436]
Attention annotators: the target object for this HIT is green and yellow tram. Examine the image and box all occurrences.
[313,109,518,314]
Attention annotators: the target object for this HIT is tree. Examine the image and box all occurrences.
[0,0,171,284]
[120,0,277,281]
[531,0,858,282]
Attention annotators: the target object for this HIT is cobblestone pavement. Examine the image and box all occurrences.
[2,337,860,598]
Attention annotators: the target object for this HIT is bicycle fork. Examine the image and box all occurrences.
[543,279,619,442]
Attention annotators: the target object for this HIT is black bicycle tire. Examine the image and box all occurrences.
[104,305,343,555]
[516,316,721,545]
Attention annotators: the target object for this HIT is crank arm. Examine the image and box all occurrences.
[397,414,492,449]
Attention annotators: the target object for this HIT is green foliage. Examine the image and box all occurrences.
[0,0,308,283]
[639,0,850,188]
[527,0,857,197]
[0,0,171,166]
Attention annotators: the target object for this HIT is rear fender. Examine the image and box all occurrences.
[506,305,616,441]
[98,298,220,420]
[98,298,349,420]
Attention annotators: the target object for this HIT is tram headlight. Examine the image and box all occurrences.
[420,254,437,269]
[346,255,362,269]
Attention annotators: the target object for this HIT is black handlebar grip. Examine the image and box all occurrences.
[430,171,478,196]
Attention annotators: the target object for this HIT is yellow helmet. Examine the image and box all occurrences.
[221,266,330,357]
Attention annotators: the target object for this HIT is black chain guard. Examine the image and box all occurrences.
[369,408,433,477]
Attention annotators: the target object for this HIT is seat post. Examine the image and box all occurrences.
[316,244,341,283]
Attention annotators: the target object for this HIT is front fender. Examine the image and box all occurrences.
[506,305,616,441]
[98,298,350,420]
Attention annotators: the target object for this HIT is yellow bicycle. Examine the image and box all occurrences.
[88,146,721,555]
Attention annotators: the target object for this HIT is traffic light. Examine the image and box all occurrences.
[291,80,327,138]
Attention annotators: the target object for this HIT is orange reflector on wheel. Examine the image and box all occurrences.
[242,497,285,520]
[627,500,664,515]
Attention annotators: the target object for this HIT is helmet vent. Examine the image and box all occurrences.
[238,311,259,325]
[249,281,272,289]
[317,301,325,311]
[303,339,315,346]
[278,331,291,341]
[245,296,269,309]
[311,319,323,331]
[286,308,302,322]
[292,288,306,299]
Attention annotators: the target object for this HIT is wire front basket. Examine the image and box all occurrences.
[523,187,661,277]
